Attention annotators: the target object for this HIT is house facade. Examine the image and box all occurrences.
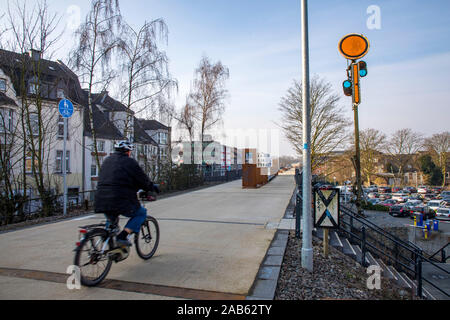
[0,48,170,204]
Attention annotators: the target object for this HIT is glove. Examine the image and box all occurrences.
[138,189,148,199]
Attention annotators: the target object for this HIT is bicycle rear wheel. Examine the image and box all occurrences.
[135,216,160,260]
[74,228,113,286]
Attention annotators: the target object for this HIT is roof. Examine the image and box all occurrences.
[82,91,124,140]
[137,118,169,131]
[133,117,158,146]
[0,92,17,107]
[92,92,133,114]
[0,49,84,104]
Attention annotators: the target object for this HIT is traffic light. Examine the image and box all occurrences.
[342,79,352,96]
[359,61,367,77]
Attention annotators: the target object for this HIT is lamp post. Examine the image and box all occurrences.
[300,0,313,272]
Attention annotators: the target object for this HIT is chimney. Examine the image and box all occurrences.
[29,49,42,61]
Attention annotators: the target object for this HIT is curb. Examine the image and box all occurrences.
[246,186,296,300]
[246,230,289,300]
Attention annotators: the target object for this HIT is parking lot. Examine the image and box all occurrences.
[338,185,450,221]
[338,185,450,256]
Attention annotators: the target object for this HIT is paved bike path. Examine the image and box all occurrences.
[0,176,295,299]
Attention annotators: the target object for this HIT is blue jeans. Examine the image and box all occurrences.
[105,206,147,234]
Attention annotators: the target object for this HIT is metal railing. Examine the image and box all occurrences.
[293,169,449,299]
[339,204,449,299]
[428,242,449,263]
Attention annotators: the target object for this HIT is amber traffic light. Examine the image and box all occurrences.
[352,63,360,104]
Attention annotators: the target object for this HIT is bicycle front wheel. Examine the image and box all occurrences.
[74,228,113,286]
[135,216,160,260]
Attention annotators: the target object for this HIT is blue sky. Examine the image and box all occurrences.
[2,0,449,157]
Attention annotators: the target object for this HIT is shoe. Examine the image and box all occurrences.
[116,238,132,247]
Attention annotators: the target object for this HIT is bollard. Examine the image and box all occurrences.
[418,213,423,227]
[414,215,417,227]
[423,227,428,240]
[426,221,431,234]
[433,220,439,231]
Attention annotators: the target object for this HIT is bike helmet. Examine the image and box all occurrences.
[114,140,134,152]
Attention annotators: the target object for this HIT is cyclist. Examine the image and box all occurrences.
[94,140,159,247]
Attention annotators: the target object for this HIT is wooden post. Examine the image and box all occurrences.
[323,229,329,258]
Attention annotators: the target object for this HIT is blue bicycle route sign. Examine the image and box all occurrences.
[58,99,74,118]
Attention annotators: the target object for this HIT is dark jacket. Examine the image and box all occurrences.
[94,152,155,216]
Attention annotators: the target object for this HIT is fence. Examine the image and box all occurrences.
[0,189,96,225]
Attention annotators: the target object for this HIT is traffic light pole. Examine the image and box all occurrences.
[352,102,364,217]
[338,34,369,218]
[350,60,364,217]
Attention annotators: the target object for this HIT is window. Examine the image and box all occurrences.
[159,132,167,144]
[55,150,70,173]
[91,156,103,177]
[0,79,6,92]
[29,113,39,136]
[58,115,64,137]
[28,82,38,95]
[57,115,69,139]
[0,108,13,133]
[57,88,65,99]
[97,140,105,152]
[25,150,39,173]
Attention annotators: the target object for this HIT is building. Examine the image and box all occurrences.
[0,48,85,199]
[0,48,171,205]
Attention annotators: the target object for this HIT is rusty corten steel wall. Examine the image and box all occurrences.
[242,164,257,188]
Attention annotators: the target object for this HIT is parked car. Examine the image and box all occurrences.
[389,204,409,217]
[380,199,397,207]
[432,187,443,194]
[367,192,378,199]
[367,198,381,205]
[439,191,450,199]
[427,200,444,213]
[417,186,429,194]
[408,205,435,220]
[378,186,392,193]
[422,193,437,202]
[404,199,423,207]
[391,192,409,203]
[403,186,417,194]
[436,207,450,220]
[378,193,392,201]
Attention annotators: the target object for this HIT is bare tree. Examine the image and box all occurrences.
[278,76,351,171]
[174,100,197,164]
[1,0,64,217]
[188,56,229,166]
[116,19,177,138]
[357,128,387,185]
[69,0,122,168]
[387,128,423,184]
[424,131,449,187]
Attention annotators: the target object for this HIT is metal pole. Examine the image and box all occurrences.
[63,117,67,216]
[301,0,313,272]
[353,102,363,216]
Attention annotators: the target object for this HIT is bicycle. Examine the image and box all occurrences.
[73,191,160,287]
